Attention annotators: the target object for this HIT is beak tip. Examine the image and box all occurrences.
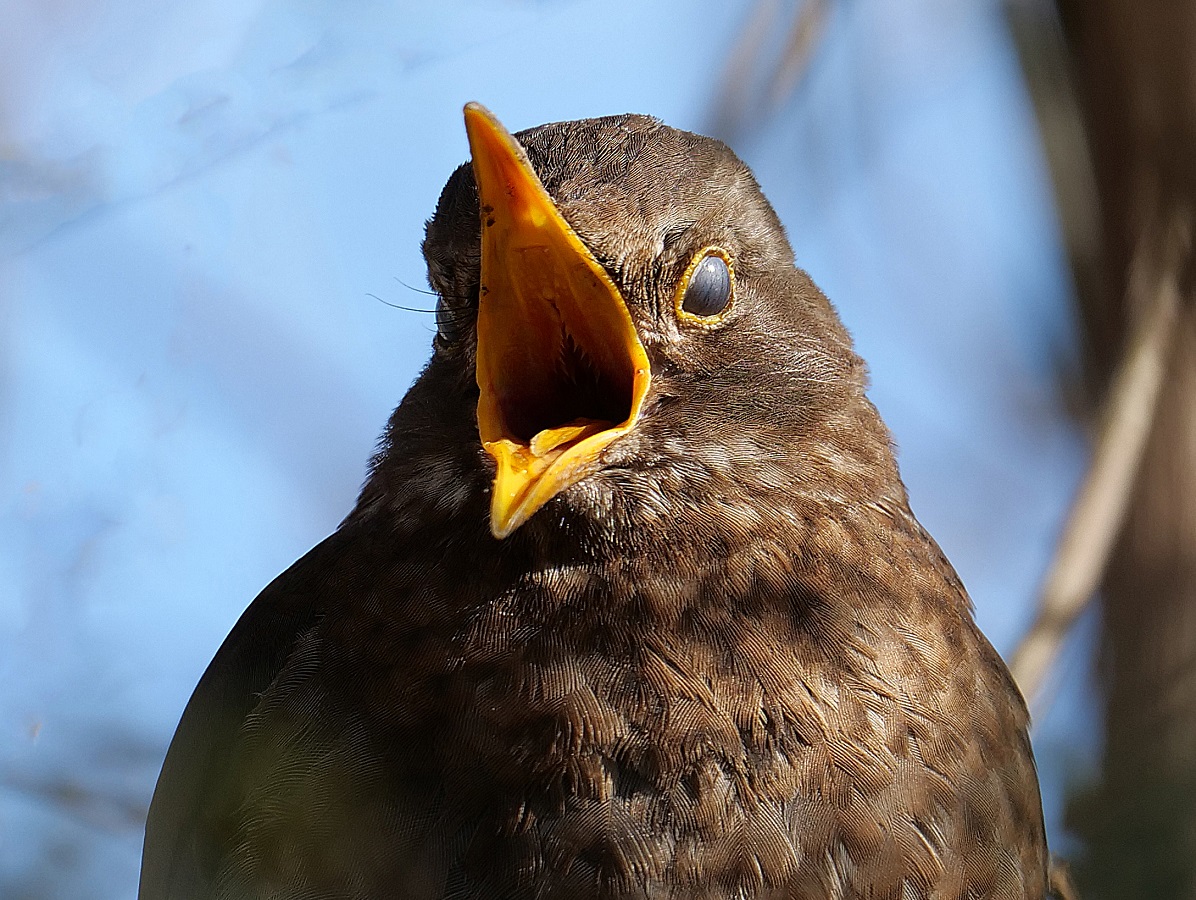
[489,517,517,541]
[463,102,500,138]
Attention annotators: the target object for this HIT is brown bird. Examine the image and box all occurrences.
[139,104,1049,899]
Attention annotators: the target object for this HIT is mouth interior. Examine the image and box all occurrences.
[486,251,637,457]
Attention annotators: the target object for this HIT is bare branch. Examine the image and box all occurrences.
[1048,857,1081,900]
[709,0,831,139]
[1010,214,1189,703]
[766,0,830,109]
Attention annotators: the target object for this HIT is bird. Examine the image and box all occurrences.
[139,103,1050,899]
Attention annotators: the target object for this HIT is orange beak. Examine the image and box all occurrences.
[464,103,652,539]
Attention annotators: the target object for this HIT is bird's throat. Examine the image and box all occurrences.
[465,103,651,539]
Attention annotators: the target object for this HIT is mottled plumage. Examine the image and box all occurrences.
[140,108,1049,899]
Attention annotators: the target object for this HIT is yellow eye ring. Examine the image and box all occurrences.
[674,246,735,327]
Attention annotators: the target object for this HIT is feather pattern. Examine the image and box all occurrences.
[140,113,1049,899]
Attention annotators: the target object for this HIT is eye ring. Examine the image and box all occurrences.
[674,246,735,327]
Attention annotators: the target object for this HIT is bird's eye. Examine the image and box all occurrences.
[676,248,734,324]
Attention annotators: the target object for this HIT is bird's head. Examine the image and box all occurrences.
[375,105,901,550]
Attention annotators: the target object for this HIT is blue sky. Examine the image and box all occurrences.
[1,1,1093,894]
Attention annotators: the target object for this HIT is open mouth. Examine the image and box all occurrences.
[465,104,651,538]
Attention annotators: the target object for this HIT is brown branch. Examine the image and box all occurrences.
[709,0,830,139]
[766,0,830,108]
[1049,857,1081,900]
[1010,215,1188,703]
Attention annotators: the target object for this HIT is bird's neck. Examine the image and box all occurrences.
[355,384,966,631]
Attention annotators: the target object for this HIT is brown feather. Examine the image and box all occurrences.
[140,112,1049,899]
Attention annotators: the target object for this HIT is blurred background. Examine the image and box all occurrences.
[3,0,1190,896]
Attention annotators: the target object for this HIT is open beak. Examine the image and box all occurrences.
[464,103,651,539]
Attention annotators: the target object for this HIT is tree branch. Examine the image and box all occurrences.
[1010,213,1188,703]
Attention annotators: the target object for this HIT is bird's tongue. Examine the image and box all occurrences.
[465,103,651,539]
[530,419,609,456]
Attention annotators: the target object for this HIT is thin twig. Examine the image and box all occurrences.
[1010,217,1186,703]
[710,0,780,139]
[767,0,830,109]
[1048,857,1081,900]
[709,0,831,139]
[0,770,149,833]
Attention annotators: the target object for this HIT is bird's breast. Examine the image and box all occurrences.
[215,530,1045,899]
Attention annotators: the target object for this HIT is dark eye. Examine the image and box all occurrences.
[679,251,733,320]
